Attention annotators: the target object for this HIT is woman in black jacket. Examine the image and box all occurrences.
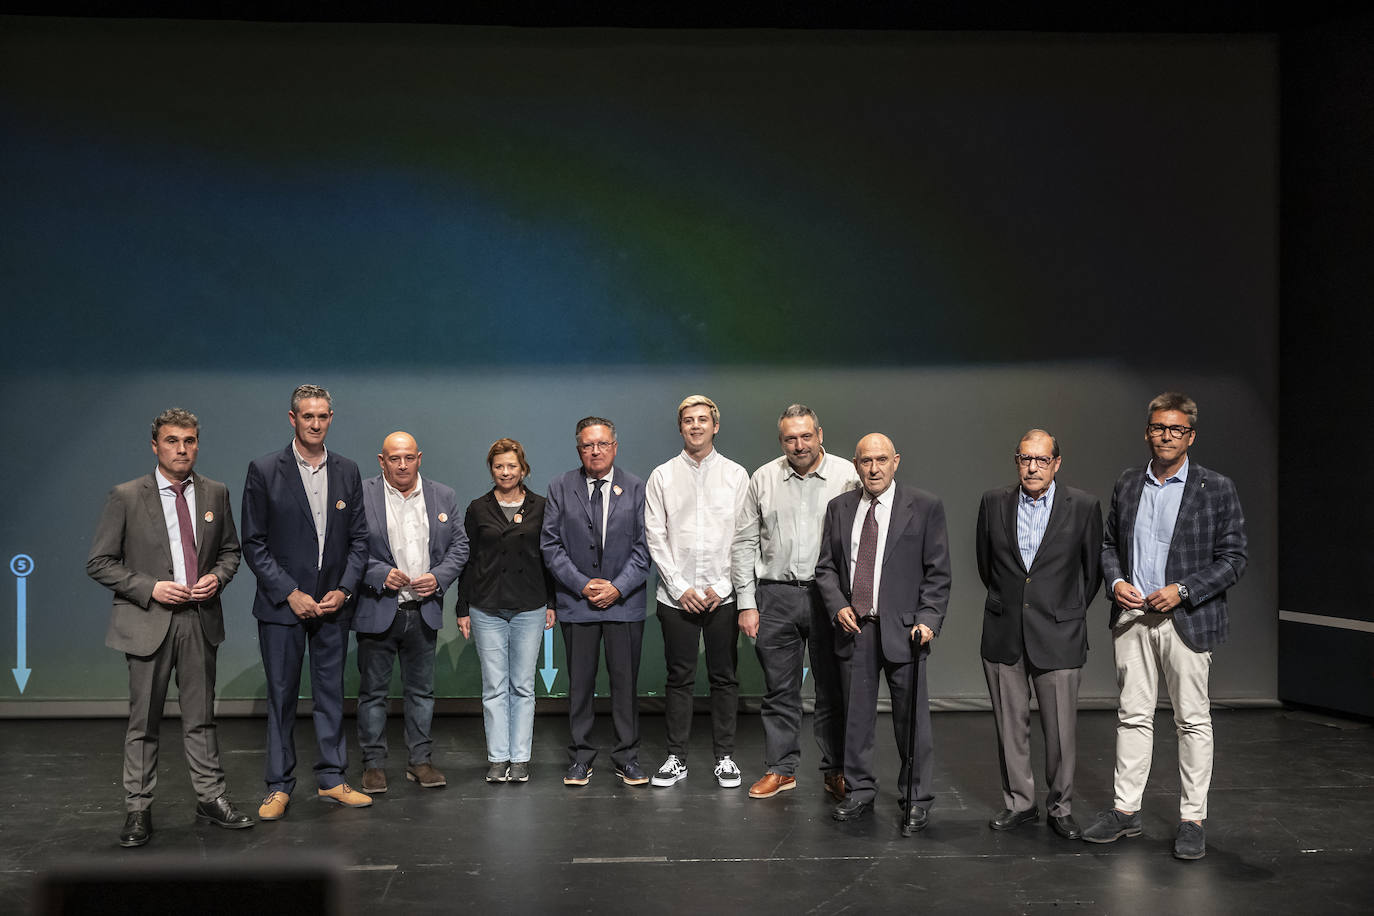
[456,438,556,784]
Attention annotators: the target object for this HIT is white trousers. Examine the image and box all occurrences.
[1111,612,1213,821]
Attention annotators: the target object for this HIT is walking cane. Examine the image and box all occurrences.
[900,626,922,837]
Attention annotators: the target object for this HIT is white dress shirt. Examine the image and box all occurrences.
[292,440,329,566]
[155,468,197,586]
[645,448,750,608]
[847,484,895,615]
[383,474,429,604]
[585,467,614,549]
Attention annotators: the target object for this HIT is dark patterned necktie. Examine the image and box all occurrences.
[175,479,199,586]
[851,496,879,617]
[590,479,606,565]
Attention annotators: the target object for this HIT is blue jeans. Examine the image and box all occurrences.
[355,605,437,767]
[471,607,545,763]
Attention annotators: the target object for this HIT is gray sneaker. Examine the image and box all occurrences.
[1082,809,1143,843]
[1174,821,1206,860]
[486,761,510,783]
[508,762,530,783]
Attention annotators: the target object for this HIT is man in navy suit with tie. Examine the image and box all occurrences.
[353,431,468,794]
[541,416,652,787]
[815,433,951,825]
[1083,392,1247,860]
[976,429,1102,840]
[241,384,372,820]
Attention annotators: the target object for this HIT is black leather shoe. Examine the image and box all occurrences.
[119,810,152,847]
[1050,815,1082,840]
[990,806,1040,830]
[832,795,873,821]
[195,796,255,829]
[899,800,929,832]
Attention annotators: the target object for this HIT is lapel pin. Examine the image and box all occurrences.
[336,500,346,510]
[438,512,448,523]
[203,511,214,523]
[613,485,623,496]
[513,513,523,524]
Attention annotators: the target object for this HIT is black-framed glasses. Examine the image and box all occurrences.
[577,441,616,453]
[1146,423,1194,439]
[1014,454,1055,469]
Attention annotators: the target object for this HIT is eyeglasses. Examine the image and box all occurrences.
[1014,454,1055,469]
[577,441,616,453]
[1146,423,1194,439]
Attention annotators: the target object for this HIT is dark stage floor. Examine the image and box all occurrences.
[2,708,1371,914]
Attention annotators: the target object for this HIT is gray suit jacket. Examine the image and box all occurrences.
[88,472,242,656]
[816,482,952,663]
[976,483,1103,670]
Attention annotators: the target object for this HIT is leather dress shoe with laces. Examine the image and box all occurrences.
[824,770,847,801]
[564,761,593,786]
[1050,815,1082,840]
[616,761,650,786]
[318,783,372,807]
[990,806,1040,830]
[1174,821,1206,860]
[258,791,290,820]
[748,772,797,798]
[832,795,872,821]
[119,810,152,847]
[195,796,254,829]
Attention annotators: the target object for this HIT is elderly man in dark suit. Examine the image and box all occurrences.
[541,416,652,787]
[976,429,1102,840]
[353,431,468,794]
[241,384,371,820]
[88,407,253,847]
[1083,392,1247,860]
[815,433,951,825]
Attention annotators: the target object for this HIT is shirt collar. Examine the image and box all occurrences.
[292,440,328,471]
[586,467,615,489]
[864,484,896,510]
[155,468,193,491]
[680,448,717,470]
[784,449,828,481]
[382,474,423,500]
[1019,479,1056,506]
[1146,457,1189,487]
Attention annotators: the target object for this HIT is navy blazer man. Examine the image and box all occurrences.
[1084,392,1247,861]
[240,385,370,819]
[815,434,951,824]
[541,416,651,786]
[352,431,468,791]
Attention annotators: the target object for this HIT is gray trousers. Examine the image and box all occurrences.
[754,581,844,777]
[123,607,225,811]
[983,656,1080,817]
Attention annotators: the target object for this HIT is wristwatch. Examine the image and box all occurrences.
[1176,583,1190,603]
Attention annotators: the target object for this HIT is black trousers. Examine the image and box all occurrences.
[657,601,740,762]
[562,619,644,769]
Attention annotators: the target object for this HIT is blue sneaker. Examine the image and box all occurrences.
[564,762,593,786]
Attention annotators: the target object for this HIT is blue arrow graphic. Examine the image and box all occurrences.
[539,627,558,692]
[11,554,33,693]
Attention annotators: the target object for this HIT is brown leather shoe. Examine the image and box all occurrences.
[824,770,847,801]
[406,762,447,788]
[318,783,372,807]
[748,772,797,799]
[258,791,290,821]
[361,767,388,794]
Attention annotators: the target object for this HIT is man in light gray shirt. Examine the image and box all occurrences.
[731,404,859,800]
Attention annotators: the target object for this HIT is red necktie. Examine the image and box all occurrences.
[851,497,879,617]
[175,479,199,586]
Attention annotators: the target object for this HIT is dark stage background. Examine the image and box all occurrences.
[0,17,1278,710]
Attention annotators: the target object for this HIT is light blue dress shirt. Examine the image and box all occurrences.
[1016,479,1055,570]
[1130,458,1190,596]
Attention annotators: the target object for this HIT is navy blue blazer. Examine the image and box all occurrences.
[1100,461,1247,652]
[540,466,650,623]
[353,475,468,633]
[241,444,369,626]
[815,482,952,664]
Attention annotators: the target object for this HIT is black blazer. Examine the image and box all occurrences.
[976,482,1103,670]
[456,489,556,616]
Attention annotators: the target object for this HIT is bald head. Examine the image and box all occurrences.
[378,430,422,494]
[853,432,901,497]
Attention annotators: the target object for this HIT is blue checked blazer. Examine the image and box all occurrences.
[1100,461,1247,651]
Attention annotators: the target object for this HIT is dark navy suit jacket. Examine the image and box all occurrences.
[540,466,650,623]
[353,474,467,633]
[1100,461,1247,652]
[240,444,369,626]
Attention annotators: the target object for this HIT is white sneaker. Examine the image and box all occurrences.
[651,755,688,787]
[714,755,742,788]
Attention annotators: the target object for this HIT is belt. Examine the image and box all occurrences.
[758,578,815,588]
[398,600,422,611]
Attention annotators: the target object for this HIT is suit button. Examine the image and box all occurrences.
[1025,577,1031,583]
[592,563,599,569]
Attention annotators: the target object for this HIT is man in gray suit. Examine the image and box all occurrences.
[88,407,253,848]
[976,429,1102,840]
[815,433,951,825]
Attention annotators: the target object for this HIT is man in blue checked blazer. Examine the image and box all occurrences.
[541,416,652,787]
[1082,392,1247,861]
